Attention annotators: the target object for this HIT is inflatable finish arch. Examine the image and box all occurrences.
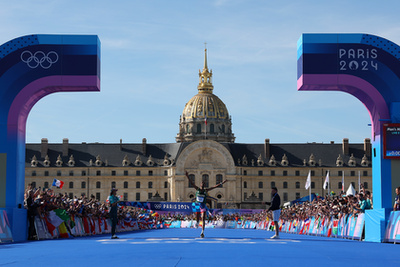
[0,34,100,241]
[297,33,400,242]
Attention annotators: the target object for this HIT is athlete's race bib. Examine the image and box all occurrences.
[196,196,205,202]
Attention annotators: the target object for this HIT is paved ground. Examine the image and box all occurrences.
[1,228,399,266]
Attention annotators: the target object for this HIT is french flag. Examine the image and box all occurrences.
[52,178,64,189]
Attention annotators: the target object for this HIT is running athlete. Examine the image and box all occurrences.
[186,171,227,238]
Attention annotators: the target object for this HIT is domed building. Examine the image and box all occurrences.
[176,48,235,143]
[24,48,373,210]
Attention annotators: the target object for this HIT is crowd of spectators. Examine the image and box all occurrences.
[24,183,374,240]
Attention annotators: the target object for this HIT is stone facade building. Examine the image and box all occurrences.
[25,49,372,209]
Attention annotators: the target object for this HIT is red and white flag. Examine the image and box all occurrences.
[52,178,64,189]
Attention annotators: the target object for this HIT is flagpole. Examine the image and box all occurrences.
[358,170,361,192]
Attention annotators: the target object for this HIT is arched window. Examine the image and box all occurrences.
[188,174,195,188]
[202,174,209,187]
[136,181,141,188]
[210,124,215,134]
[216,174,223,187]
[197,124,202,134]
[243,181,247,188]
[164,181,168,188]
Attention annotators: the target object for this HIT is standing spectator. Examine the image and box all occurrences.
[394,187,400,211]
[108,188,120,239]
[266,187,281,239]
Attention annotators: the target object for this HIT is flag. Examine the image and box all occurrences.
[52,178,64,189]
[305,170,311,189]
[323,171,330,190]
[341,172,345,192]
[204,115,208,125]
[358,170,361,191]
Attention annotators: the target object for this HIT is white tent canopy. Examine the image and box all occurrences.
[346,183,356,196]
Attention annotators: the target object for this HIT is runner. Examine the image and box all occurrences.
[186,171,227,238]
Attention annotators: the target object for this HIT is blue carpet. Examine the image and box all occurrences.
[1,229,399,266]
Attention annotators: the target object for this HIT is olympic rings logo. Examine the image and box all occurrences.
[20,50,59,69]
[154,204,162,209]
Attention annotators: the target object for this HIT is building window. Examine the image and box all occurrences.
[44,182,49,188]
[123,193,128,201]
[295,170,300,176]
[351,171,355,177]
[69,182,74,189]
[164,170,168,176]
[283,181,288,189]
[296,192,300,199]
[111,181,116,189]
[81,181,86,189]
[216,174,223,188]
[188,174,195,188]
[31,182,36,188]
[111,170,116,176]
[149,170,153,176]
[338,182,342,190]
[148,181,153,189]
[197,124,201,134]
[243,170,247,176]
[44,171,49,176]
[202,174,209,187]
[136,193,140,201]
[311,171,315,176]
[148,192,153,200]
[271,170,275,176]
[243,181,247,188]
[96,193,100,201]
[124,170,129,176]
[136,170,141,176]
[271,181,275,188]
[69,171,74,176]
[69,193,73,199]
[221,125,225,133]
[311,182,315,189]
[258,181,263,189]
[283,192,288,202]
[364,182,368,189]
[258,170,263,176]
[258,193,263,201]
[96,170,101,176]
[124,181,128,189]
[164,192,168,201]
[57,171,61,176]
[283,171,288,176]
[338,171,343,176]
[164,181,168,188]
[210,124,215,134]
[295,182,300,189]
[363,171,368,176]
[136,181,140,188]
[351,182,355,188]
[244,192,247,200]
[81,170,86,176]
[32,171,36,177]
[96,181,101,189]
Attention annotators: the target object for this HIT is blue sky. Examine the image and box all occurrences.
[1,1,399,144]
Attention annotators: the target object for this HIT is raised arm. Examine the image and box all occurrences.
[206,179,228,192]
[185,171,199,190]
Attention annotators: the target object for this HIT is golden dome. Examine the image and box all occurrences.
[176,47,235,143]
